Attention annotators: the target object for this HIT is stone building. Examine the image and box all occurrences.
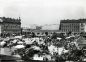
[59,19,86,34]
[0,17,21,36]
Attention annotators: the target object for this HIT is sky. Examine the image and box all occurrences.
[0,0,86,27]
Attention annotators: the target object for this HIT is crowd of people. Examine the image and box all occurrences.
[0,32,86,61]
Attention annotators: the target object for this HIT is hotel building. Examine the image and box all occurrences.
[59,19,86,34]
[0,17,21,36]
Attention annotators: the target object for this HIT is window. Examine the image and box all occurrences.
[81,23,84,27]
[81,28,84,30]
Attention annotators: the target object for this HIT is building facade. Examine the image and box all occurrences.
[0,17,21,36]
[59,19,86,34]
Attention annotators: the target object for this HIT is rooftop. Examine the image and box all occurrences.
[0,17,21,24]
[60,19,86,23]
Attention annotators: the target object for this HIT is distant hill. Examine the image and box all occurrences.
[41,24,60,30]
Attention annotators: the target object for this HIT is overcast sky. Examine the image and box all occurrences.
[0,0,86,27]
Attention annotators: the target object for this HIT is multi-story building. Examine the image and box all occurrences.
[0,17,21,36]
[59,19,86,34]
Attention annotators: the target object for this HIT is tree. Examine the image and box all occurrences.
[16,48,40,61]
[67,31,72,36]
[45,32,48,36]
[32,32,36,37]
[66,49,84,61]
[51,32,58,39]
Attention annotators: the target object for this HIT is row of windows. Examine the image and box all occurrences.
[61,23,79,26]
[61,23,85,28]
[60,25,80,30]
[61,26,79,29]
[62,29,79,32]
[61,27,79,30]
[4,23,20,26]
[3,31,21,34]
[3,25,20,29]
[61,26,79,28]
[61,28,85,32]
